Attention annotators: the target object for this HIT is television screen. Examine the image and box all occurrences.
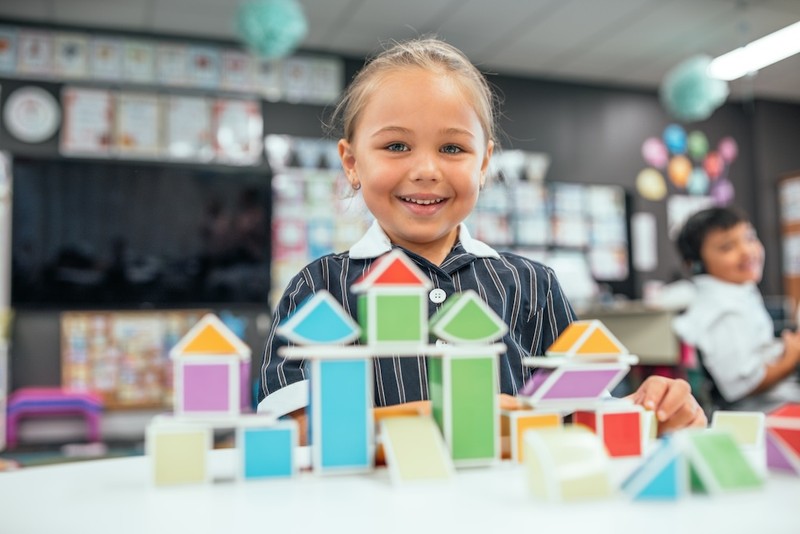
[11,158,272,308]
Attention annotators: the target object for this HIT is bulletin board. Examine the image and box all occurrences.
[779,171,800,308]
[60,309,207,410]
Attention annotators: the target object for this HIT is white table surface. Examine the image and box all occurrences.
[1,449,798,534]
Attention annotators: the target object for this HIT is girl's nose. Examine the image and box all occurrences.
[411,151,442,182]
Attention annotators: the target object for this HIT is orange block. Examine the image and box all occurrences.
[503,410,563,462]
[548,322,589,353]
[181,324,240,354]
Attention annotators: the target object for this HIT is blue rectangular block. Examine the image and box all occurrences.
[313,358,373,473]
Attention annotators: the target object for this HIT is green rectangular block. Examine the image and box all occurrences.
[429,354,497,465]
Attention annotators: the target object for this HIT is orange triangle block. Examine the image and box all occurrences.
[548,322,589,353]
[575,329,623,355]
[181,324,240,354]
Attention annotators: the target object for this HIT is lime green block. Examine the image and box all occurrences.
[450,357,496,461]
[358,295,369,343]
[428,357,444,430]
[375,294,423,342]
[690,432,763,490]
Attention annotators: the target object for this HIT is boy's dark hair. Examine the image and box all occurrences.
[675,206,750,273]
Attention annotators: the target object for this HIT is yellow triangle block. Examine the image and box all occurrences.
[181,324,239,354]
[548,322,589,353]
[575,329,622,355]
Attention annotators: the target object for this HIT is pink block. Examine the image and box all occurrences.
[5,387,103,449]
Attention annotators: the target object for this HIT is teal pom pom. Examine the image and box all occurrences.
[236,0,308,59]
[659,55,729,122]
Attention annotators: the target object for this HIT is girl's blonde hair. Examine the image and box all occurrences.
[329,37,498,144]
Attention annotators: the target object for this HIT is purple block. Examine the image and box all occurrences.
[183,363,230,412]
[541,369,619,400]
[766,432,799,474]
[520,369,553,396]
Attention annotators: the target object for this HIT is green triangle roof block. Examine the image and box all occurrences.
[429,290,508,344]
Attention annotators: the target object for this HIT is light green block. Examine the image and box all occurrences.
[689,432,763,491]
[449,356,496,462]
[375,294,423,342]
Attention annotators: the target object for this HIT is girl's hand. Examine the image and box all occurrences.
[627,376,707,435]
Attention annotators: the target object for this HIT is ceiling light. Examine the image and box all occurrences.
[708,20,800,81]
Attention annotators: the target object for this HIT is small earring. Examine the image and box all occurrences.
[352,181,361,191]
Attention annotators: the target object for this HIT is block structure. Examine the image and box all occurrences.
[765,403,800,475]
[352,249,432,350]
[169,314,251,418]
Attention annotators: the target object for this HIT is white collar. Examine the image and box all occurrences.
[349,220,500,260]
[692,274,760,298]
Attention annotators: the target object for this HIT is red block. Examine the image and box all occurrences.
[574,409,642,457]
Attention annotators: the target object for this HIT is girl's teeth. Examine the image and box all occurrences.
[402,197,443,205]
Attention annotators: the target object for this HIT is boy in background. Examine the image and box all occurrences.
[674,206,800,411]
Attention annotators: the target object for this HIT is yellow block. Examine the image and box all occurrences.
[381,416,453,484]
[712,411,765,447]
[151,428,209,486]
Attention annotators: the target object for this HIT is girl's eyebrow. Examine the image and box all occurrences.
[370,126,475,137]
[371,126,411,137]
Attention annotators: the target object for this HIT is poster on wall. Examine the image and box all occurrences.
[165,95,213,161]
[666,195,714,239]
[0,26,17,74]
[122,40,156,83]
[53,32,89,78]
[17,30,53,76]
[61,310,205,409]
[779,176,800,225]
[156,42,188,86]
[221,49,253,92]
[212,98,262,165]
[114,92,161,158]
[89,37,124,81]
[187,45,221,89]
[254,58,283,101]
[60,87,113,156]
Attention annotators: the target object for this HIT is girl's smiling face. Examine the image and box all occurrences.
[700,221,765,284]
[339,67,493,265]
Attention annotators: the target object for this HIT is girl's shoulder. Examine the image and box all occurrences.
[494,250,558,276]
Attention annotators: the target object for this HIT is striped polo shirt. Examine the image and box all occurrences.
[257,221,576,416]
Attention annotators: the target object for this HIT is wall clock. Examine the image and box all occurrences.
[3,86,61,143]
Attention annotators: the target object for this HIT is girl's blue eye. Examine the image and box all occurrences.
[386,143,407,152]
[442,145,462,154]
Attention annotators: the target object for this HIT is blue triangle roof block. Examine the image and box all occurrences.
[277,291,361,345]
[622,438,686,501]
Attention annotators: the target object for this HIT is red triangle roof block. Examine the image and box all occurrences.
[352,249,432,291]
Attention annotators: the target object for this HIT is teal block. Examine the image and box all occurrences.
[242,427,294,479]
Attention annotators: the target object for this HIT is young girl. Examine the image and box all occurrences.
[674,206,800,411]
[259,37,705,437]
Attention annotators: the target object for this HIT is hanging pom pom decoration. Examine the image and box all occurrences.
[236,0,308,59]
[659,55,729,122]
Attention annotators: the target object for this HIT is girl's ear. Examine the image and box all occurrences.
[339,139,356,182]
[479,140,495,189]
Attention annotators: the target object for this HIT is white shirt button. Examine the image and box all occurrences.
[429,288,447,304]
